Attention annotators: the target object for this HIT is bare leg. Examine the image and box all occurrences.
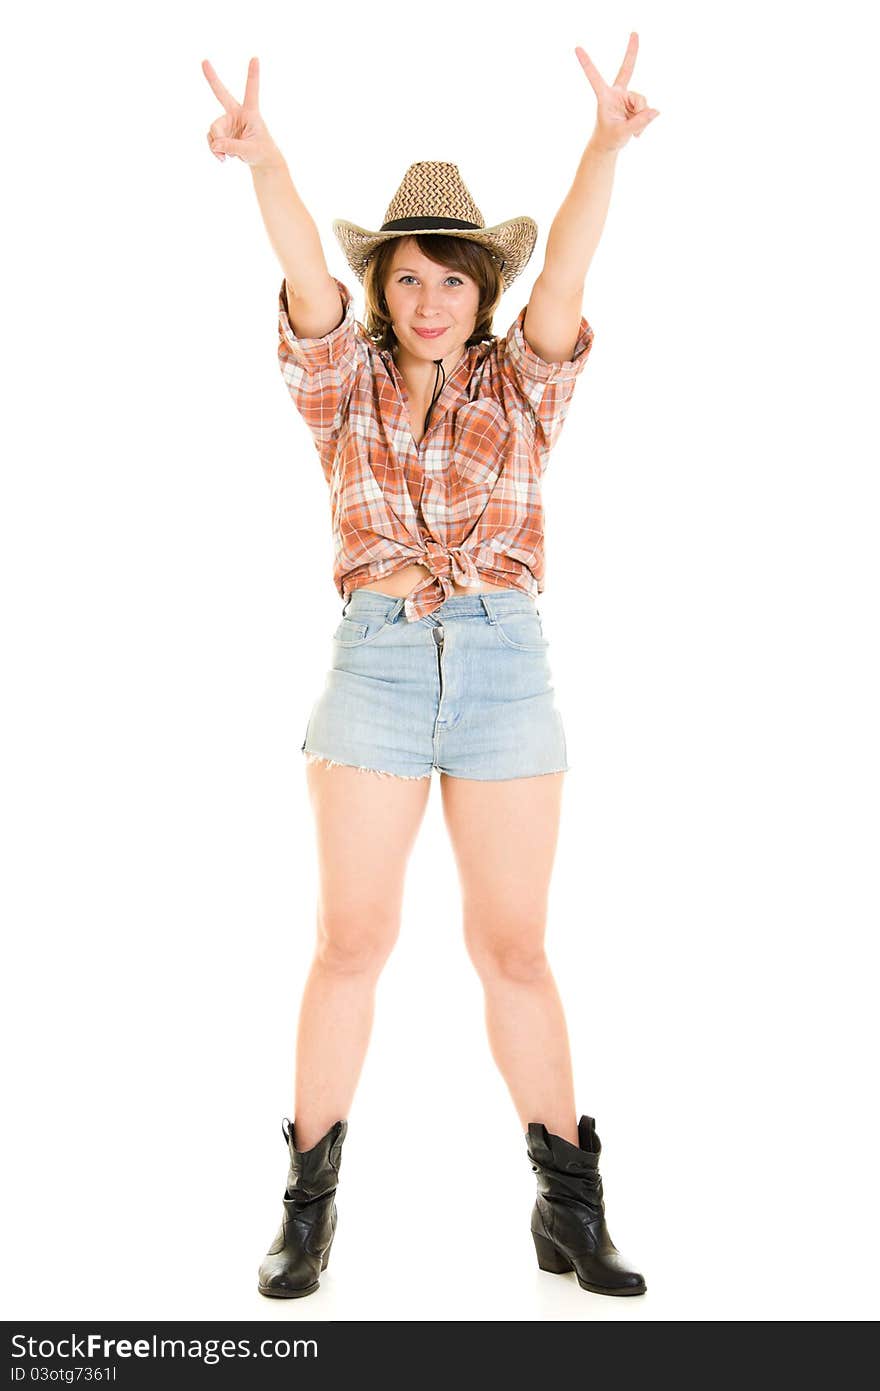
[292,758,431,1151]
[439,771,578,1145]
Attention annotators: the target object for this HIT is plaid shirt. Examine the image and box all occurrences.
[277,276,594,622]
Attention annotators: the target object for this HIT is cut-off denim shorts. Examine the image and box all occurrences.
[300,588,570,781]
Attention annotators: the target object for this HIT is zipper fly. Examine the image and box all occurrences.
[432,621,445,708]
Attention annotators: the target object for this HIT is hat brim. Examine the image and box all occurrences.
[332,216,538,292]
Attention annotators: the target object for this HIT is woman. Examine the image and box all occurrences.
[202,36,659,1301]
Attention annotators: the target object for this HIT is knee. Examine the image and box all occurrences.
[465,922,550,984]
[315,908,399,977]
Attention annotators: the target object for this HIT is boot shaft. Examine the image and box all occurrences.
[283,1117,348,1202]
[526,1115,605,1211]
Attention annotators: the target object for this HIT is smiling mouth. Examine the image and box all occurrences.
[413,327,448,337]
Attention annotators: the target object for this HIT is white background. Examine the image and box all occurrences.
[3,0,878,1323]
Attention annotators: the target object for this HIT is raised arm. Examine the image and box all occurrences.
[202,55,343,338]
[251,163,345,339]
[523,33,660,363]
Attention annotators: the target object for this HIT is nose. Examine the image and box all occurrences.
[416,291,442,318]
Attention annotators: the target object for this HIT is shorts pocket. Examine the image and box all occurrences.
[332,613,391,648]
[333,616,369,646]
[492,608,549,653]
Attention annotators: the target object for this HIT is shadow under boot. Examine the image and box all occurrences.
[526,1114,646,1296]
[257,1116,348,1299]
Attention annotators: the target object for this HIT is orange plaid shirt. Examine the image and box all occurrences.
[278,276,594,622]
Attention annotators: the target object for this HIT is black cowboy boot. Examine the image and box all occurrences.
[526,1114,646,1296]
[257,1116,347,1298]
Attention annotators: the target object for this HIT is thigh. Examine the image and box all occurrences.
[439,771,565,963]
[306,760,432,947]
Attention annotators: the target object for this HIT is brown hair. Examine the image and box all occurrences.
[362,234,504,353]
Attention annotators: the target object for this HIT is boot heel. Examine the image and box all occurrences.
[532,1231,574,1274]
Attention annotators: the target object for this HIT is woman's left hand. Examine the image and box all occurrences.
[575,32,660,153]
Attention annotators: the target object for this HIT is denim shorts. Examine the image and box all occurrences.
[300,588,570,781]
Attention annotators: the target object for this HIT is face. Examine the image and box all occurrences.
[384,238,481,367]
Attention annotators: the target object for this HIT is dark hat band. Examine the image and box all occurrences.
[380,216,482,232]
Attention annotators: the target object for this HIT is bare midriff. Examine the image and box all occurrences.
[358,562,516,599]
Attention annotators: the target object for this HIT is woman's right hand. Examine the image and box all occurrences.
[202,56,283,169]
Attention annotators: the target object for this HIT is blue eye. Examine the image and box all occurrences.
[399,275,464,287]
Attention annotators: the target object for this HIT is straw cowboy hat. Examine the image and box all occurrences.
[332,161,538,293]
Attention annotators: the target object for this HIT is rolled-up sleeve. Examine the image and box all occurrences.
[277,276,361,448]
[499,306,595,467]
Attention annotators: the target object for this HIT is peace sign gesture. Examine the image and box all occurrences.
[201,55,282,169]
[575,32,660,153]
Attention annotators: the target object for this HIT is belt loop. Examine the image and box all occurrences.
[479,594,497,624]
[388,597,406,623]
